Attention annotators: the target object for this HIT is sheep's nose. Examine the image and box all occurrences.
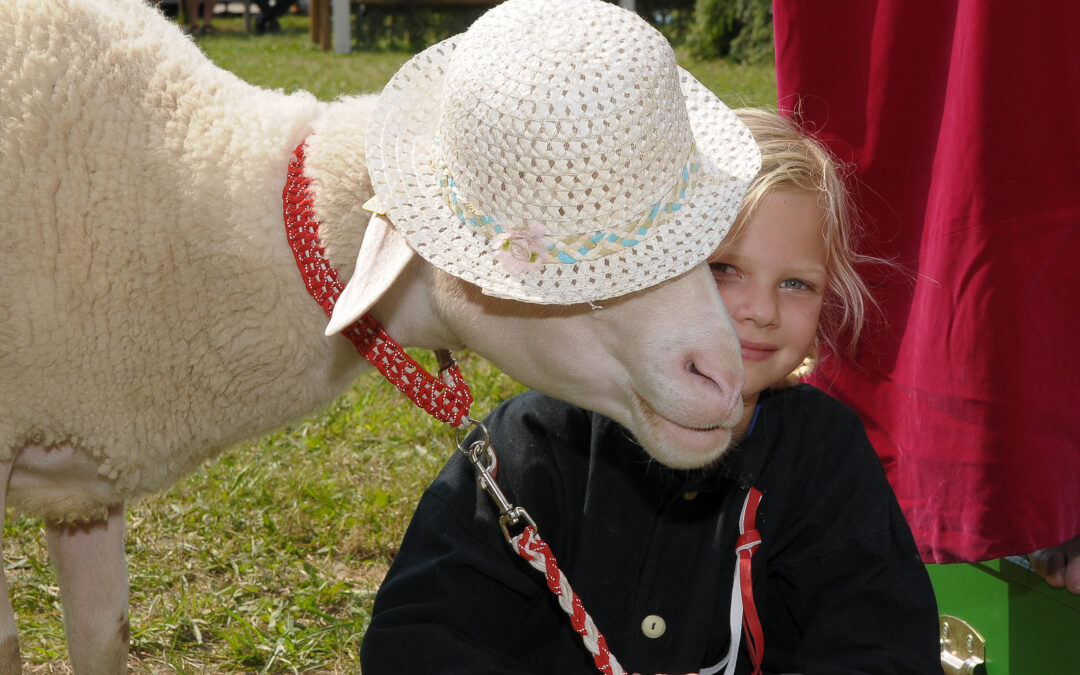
[687,355,745,426]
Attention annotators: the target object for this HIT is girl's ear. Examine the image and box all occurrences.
[325,213,416,336]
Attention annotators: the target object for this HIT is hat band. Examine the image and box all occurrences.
[431,139,700,272]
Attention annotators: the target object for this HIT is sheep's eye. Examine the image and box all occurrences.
[709,262,737,278]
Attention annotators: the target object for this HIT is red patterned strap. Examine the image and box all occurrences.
[283,142,473,427]
[736,487,764,675]
[512,526,626,675]
[460,434,625,675]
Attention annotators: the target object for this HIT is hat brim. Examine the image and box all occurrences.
[365,38,760,305]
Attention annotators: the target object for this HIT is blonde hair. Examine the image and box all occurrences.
[728,108,878,372]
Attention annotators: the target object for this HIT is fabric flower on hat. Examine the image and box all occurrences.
[490,221,552,274]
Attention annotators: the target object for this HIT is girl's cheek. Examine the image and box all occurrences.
[716,279,750,303]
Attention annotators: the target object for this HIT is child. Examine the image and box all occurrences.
[359,110,941,675]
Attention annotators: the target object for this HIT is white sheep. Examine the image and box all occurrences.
[0,0,758,671]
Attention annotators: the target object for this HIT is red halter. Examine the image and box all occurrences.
[282,142,473,427]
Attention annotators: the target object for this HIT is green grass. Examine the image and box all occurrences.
[191,15,777,108]
[193,16,411,99]
[6,12,774,672]
[676,53,778,110]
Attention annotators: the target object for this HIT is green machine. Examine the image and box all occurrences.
[927,557,1080,673]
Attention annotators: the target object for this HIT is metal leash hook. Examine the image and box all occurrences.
[455,416,537,543]
[453,415,625,675]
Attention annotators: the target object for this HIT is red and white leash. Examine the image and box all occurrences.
[284,140,763,675]
[458,424,627,675]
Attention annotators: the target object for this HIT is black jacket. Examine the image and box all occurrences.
[361,386,940,674]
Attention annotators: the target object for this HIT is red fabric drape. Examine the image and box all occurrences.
[773,0,1080,563]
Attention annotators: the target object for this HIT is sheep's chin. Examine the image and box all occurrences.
[629,395,736,470]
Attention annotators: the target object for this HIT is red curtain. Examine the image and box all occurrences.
[773,0,1080,563]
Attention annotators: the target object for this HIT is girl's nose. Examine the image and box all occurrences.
[737,285,779,327]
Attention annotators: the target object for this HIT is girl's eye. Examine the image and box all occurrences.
[780,278,813,291]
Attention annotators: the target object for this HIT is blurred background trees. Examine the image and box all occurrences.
[687,0,773,64]
[353,0,774,64]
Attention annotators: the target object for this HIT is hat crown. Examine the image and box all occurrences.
[365,0,760,304]
[436,0,694,237]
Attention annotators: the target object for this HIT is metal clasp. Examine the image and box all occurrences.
[940,615,986,675]
[455,417,537,543]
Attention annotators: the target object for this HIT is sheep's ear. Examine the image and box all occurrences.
[325,213,416,336]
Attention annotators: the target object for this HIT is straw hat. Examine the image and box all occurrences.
[364,0,761,304]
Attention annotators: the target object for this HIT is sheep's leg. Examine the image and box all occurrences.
[45,504,129,675]
[0,458,22,674]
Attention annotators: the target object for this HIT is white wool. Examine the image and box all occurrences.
[0,0,379,521]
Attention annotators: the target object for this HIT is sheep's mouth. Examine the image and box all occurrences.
[632,391,733,434]
[627,391,737,469]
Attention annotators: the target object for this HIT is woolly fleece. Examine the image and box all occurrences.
[0,0,379,521]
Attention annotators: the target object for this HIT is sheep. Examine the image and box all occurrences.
[0,0,754,671]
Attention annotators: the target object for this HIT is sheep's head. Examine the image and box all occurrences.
[329,214,745,469]
[431,267,746,468]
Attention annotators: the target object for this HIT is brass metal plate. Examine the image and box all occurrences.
[940,614,987,674]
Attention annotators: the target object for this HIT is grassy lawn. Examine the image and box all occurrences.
[6,12,775,673]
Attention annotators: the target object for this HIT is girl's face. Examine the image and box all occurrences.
[708,189,827,419]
